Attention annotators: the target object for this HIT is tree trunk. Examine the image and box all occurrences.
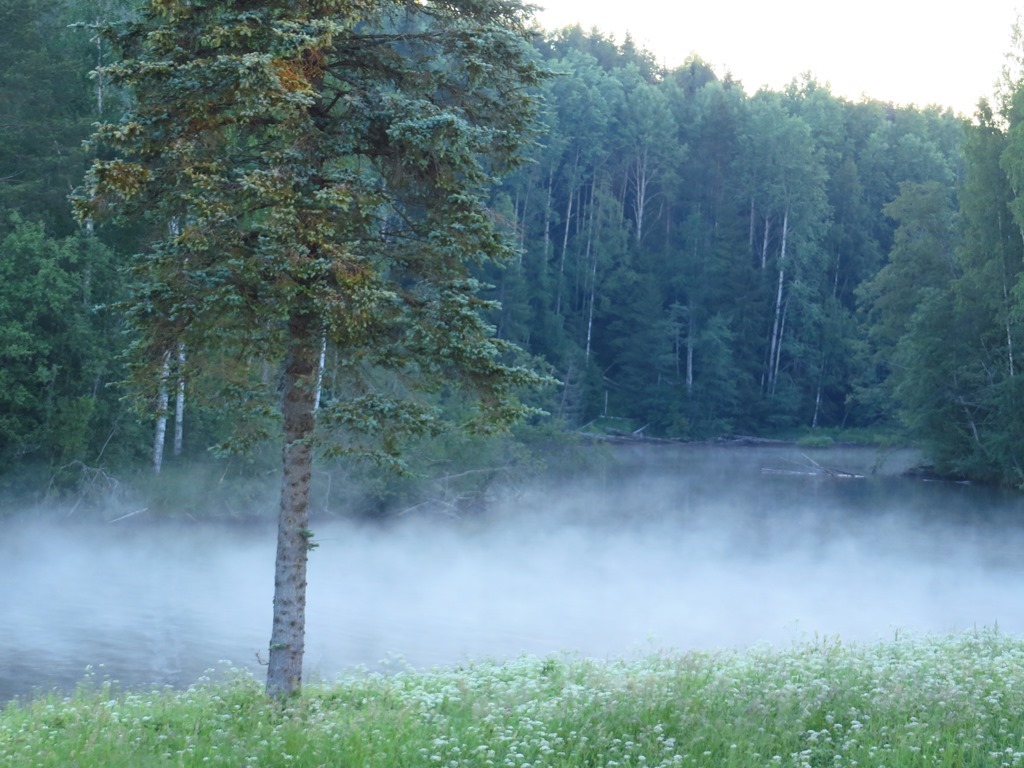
[998,211,1015,378]
[760,212,771,270]
[631,143,651,243]
[1006,310,1016,378]
[515,181,532,261]
[93,17,104,116]
[584,264,596,363]
[514,188,524,255]
[748,197,756,251]
[314,333,327,411]
[766,206,789,395]
[555,150,579,317]
[554,187,573,315]
[771,296,789,396]
[266,314,320,698]
[584,177,601,363]
[542,167,554,263]
[1003,270,1015,378]
[153,350,171,474]
[173,343,185,457]
[686,303,694,394]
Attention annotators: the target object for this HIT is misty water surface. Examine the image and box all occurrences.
[4,443,1024,702]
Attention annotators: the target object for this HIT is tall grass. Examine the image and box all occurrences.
[4,630,1024,767]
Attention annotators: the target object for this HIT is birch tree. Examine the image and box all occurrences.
[739,93,828,401]
[79,0,544,698]
[614,67,675,244]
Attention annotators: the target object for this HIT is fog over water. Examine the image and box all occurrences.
[4,444,1024,702]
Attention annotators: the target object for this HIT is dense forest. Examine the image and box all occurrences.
[5,0,1024,499]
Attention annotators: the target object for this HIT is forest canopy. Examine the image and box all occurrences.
[4,0,1024,491]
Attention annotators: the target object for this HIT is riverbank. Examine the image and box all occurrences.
[1,427,928,525]
[3,629,1024,768]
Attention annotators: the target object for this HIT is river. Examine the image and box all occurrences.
[3,443,1024,703]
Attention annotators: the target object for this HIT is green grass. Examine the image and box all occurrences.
[4,630,1024,767]
[786,426,912,448]
[795,433,835,449]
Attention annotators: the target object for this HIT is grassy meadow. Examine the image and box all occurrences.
[3,630,1024,767]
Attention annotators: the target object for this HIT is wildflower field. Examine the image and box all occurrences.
[3,630,1024,768]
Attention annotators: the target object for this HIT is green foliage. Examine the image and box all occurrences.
[6,0,1024,490]
[78,0,549,461]
[787,425,908,447]
[0,216,128,477]
[856,180,960,429]
[0,0,101,236]
[500,37,965,440]
[796,433,834,448]
[865,78,1024,486]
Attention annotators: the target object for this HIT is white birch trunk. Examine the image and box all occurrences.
[173,343,185,456]
[585,271,596,363]
[153,350,171,474]
[93,18,104,116]
[314,333,327,411]
[584,178,601,363]
[771,297,789,396]
[760,212,771,270]
[766,207,789,395]
[631,144,651,243]
[1004,273,1015,378]
[686,307,694,395]
[1007,313,1015,378]
[555,153,578,316]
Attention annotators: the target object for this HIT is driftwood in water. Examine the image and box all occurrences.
[761,453,864,479]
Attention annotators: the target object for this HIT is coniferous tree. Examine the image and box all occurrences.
[80,0,544,697]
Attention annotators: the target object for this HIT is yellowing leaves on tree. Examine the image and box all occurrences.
[272,58,312,93]
[272,50,326,94]
[87,160,151,209]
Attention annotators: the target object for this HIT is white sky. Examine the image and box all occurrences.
[533,0,1022,115]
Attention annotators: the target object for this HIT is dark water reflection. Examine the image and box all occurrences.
[4,444,1024,703]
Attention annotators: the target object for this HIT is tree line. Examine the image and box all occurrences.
[490,26,1024,486]
[5,1,1024,488]
[488,29,964,440]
